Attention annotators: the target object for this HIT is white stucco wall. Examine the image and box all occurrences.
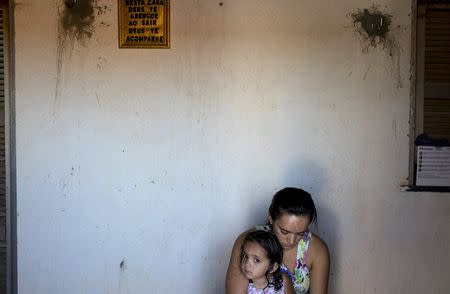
[13,0,450,293]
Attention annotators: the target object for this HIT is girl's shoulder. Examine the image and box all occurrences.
[248,282,285,294]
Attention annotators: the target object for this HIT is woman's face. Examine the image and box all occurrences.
[270,213,310,250]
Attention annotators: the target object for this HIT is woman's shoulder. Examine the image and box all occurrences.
[232,227,258,245]
[307,232,330,266]
[237,224,270,238]
[230,225,271,253]
[254,224,271,231]
[310,232,328,248]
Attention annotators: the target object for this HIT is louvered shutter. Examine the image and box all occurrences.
[0,3,6,293]
[424,3,450,140]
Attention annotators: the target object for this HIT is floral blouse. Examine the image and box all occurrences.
[256,225,312,294]
[247,281,285,294]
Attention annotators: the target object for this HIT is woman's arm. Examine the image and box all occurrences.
[309,235,330,294]
[225,231,250,294]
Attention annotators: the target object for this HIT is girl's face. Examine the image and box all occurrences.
[270,213,310,250]
[241,241,273,285]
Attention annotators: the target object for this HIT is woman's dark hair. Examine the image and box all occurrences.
[269,187,317,223]
[241,230,284,291]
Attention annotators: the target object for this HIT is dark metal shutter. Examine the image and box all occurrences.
[424,3,450,140]
[0,4,6,292]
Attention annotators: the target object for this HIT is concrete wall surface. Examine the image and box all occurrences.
[13,0,450,293]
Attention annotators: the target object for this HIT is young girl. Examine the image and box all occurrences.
[240,230,285,294]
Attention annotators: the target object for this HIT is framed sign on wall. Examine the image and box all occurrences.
[118,0,170,48]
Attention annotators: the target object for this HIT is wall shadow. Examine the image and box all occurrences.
[203,158,340,293]
[282,159,340,292]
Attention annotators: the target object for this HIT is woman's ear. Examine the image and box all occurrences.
[268,215,273,225]
[269,262,279,274]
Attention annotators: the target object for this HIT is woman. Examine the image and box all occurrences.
[226,187,330,294]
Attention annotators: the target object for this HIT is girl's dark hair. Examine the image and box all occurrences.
[269,187,317,223]
[241,230,284,291]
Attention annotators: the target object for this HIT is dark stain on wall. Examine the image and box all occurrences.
[350,7,393,50]
[349,6,403,88]
[120,260,126,270]
[54,0,111,114]
[61,0,96,41]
